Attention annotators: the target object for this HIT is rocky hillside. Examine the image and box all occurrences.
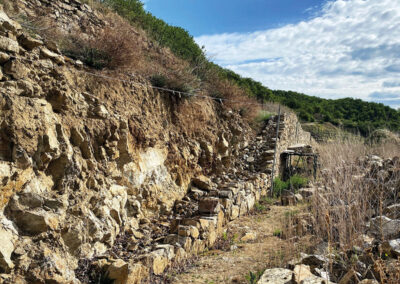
[0,1,314,283]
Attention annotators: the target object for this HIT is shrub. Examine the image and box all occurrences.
[150,74,167,88]
[61,16,141,70]
[273,177,288,196]
[289,174,308,190]
[273,175,308,196]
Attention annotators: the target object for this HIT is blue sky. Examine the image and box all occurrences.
[145,0,327,36]
[146,0,400,109]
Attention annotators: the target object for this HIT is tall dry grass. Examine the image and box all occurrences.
[304,139,400,282]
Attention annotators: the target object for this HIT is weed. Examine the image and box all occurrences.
[245,270,264,284]
[284,210,299,218]
[254,202,267,213]
[261,196,277,205]
[273,229,282,237]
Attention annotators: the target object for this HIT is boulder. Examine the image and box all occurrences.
[298,188,316,199]
[107,259,129,284]
[381,239,400,257]
[146,250,168,275]
[301,254,328,269]
[94,104,109,119]
[257,268,293,284]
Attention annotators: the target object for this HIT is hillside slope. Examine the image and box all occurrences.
[87,0,400,136]
[0,1,314,283]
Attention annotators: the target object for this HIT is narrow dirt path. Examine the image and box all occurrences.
[171,204,308,284]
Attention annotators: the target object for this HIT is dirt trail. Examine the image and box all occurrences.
[172,204,307,284]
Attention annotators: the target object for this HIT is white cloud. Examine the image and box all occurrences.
[195,0,400,109]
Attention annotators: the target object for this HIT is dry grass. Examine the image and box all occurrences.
[9,0,269,127]
[303,140,400,282]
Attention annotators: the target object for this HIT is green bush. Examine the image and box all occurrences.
[273,175,308,196]
[289,174,308,190]
[273,177,288,196]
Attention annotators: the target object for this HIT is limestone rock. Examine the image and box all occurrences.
[298,188,316,199]
[230,205,240,220]
[0,10,21,33]
[0,36,19,54]
[94,104,109,119]
[293,264,313,283]
[0,51,9,63]
[13,210,58,235]
[40,47,64,64]
[126,263,149,284]
[199,197,220,214]
[369,216,400,239]
[381,239,400,257]
[3,59,29,79]
[107,259,129,284]
[144,250,168,275]
[257,268,293,284]
[301,275,331,283]
[0,226,14,273]
[281,195,297,206]
[192,175,213,191]
[241,232,257,242]
[18,34,43,50]
[106,259,149,284]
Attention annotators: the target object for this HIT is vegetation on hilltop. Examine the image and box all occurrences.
[223,69,400,135]
[65,0,400,134]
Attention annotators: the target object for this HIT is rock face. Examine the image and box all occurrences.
[0,2,315,283]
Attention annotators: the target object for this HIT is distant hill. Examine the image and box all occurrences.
[221,70,400,137]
